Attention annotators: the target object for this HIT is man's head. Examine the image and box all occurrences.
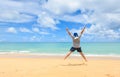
[73,33,78,37]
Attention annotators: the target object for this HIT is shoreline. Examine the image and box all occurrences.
[0,53,120,60]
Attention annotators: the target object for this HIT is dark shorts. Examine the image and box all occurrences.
[70,47,82,52]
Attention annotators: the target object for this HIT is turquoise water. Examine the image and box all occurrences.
[0,42,120,56]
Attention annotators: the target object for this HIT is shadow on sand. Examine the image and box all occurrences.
[61,63,87,66]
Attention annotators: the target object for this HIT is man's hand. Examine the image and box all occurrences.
[66,27,69,31]
[66,27,73,38]
[81,26,86,34]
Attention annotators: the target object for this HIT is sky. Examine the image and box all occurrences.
[0,0,120,42]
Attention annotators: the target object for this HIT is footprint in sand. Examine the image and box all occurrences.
[0,72,5,74]
[105,74,114,77]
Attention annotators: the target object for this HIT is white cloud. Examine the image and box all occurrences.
[32,27,49,35]
[71,25,120,41]
[44,0,80,15]
[32,27,39,33]
[43,0,120,40]
[0,0,37,23]
[30,36,37,41]
[19,27,32,33]
[30,35,43,41]
[6,27,17,33]
[0,0,59,30]
[0,0,120,41]
[37,12,59,30]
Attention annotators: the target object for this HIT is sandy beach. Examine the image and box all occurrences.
[0,54,120,77]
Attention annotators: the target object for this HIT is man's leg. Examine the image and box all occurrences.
[64,51,72,60]
[79,52,87,62]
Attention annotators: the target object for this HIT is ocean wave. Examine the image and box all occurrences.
[0,50,31,54]
[18,51,31,53]
[0,51,120,57]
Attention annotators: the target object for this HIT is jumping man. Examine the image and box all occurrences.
[64,26,87,62]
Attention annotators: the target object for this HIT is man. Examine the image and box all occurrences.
[64,26,87,62]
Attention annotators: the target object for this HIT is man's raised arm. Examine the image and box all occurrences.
[66,28,73,38]
[79,26,86,38]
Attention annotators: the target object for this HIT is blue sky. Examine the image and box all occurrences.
[0,0,120,42]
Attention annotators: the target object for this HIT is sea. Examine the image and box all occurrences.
[0,42,120,57]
